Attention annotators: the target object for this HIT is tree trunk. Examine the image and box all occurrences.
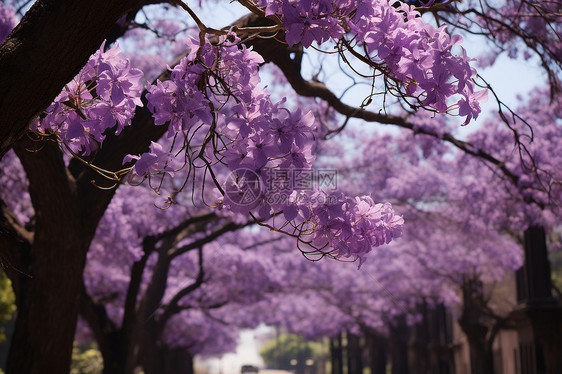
[100,332,131,374]
[364,330,387,374]
[516,226,562,374]
[5,141,89,374]
[389,318,409,374]
[0,0,175,372]
[458,279,495,374]
[329,334,343,374]
[526,305,562,374]
[136,328,161,374]
[346,333,363,374]
[6,239,89,374]
[160,347,194,374]
[465,334,494,374]
[408,304,429,374]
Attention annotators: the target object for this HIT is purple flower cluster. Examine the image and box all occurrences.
[32,42,143,155]
[0,2,17,43]
[258,0,487,124]
[145,57,212,137]
[132,34,403,260]
[259,0,345,47]
[305,194,404,262]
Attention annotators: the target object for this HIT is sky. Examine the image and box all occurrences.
[196,325,269,373]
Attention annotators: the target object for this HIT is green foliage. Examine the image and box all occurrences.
[548,228,562,295]
[551,251,562,294]
[71,343,103,374]
[0,271,16,342]
[260,333,324,371]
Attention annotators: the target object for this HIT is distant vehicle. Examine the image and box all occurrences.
[241,364,259,373]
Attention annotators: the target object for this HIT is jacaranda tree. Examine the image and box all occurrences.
[0,0,560,373]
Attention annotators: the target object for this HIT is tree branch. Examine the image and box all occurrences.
[150,211,217,245]
[240,15,522,187]
[169,220,248,259]
[157,246,205,332]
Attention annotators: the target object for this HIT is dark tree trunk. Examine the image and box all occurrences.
[516,226,562,374]
[408,304,429,374]
[527,308,562,374]
[0,2,223,373]
[517,226,553,302]
[6,239,89,374]
[364,330,387,374]
[389,318,409,374]
[346,333,363,374]
[5,141,89,374]
[136,326,162,374]
[99,330,133,374]
[160,348,194,374]
[458,279,495,374]
[408,303,454,374]
[3,101,165,374]
[465,334,494,374]
[79,246,155,374]
[330,334,343,374]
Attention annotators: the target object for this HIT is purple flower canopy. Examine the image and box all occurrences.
[26,0,495,263]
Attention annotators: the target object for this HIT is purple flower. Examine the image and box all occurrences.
[34,41,143,155]
[124,141,176,177]
[458,89,488,125]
